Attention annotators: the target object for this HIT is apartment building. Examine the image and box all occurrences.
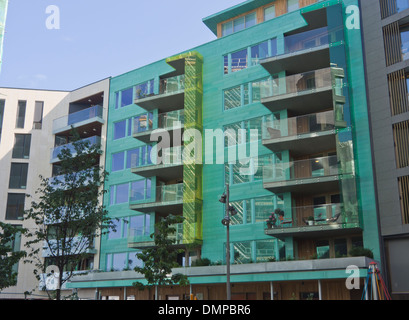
[66,0,383,300]
[361,0,409,300]
[0,79,109,300]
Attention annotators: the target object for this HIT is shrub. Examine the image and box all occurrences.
[349,247,374,259]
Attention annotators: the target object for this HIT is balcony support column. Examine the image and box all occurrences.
[270,281,274,300]
[318,279,322,300]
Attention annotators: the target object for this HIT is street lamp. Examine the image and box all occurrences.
[219,183,237,300]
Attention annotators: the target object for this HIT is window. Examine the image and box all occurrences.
[228,195,283,225]
[316,240,330,259]
[115,183,129,204]
[223,78,273,110]
[251,41,269,66]
[224,39,277,74]
[5,193,25,220]
[135,80,154,99]
[113,120,126,140]
[106,252,143,271]
[109,183,130,205]
[127,145,153,168]
[230,239,285,264]
[108,219,122,240]
[401,26,409,61]
[9,163,29,189]
[112,252,127,271]
[221,12,256,37]
[12,134,31,159]
[264,5,276,21]
[287,0,299,12]
[33,101,44,129]
[15,101,26,128]
[224,86,242,110]
[115,88,134,109]
[231,49,248,73]
[222,21,233,37]
[129,214,151,239]
[112,152,125,172]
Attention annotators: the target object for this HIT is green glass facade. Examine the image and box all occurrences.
[69,0,382,299]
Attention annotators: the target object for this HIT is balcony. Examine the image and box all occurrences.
[261,26,338,74]
[263,203,361,239]
[133,109,184,144]
[262,155,352,194]
[129,183,183,214]
[134,75,185,112]
[262,110,336,156]
[42,237,96,258]
[260,68,334,114]
[48,168,94,190]
[50,136,101,163]
[52,105,104,135]
[131,146,183,181]
[128,223,184,249]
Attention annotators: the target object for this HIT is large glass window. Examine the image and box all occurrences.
[131,180,145,201]
[135,80,154,99]
[231,49,248,73]
[9,163,28,189]
[223,78,271,110]
[33,101,44,129]
[251,41,269,66]
[264,5,276,21]
[221,12,256,37]
[115,87,134,109]
[112,252,127,271]
[224,86,242,110]
[12,134,31,159]
[287,0,299,12]
[15,101,26,129]
[108,218,122,240]
[115,183,129,204]
[401,26,409,61]
[231,239,284,264]
[5,193,25,220]
[113,120,126,140]
[112,152,125,172]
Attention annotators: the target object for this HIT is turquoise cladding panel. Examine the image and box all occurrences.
[100,0,381,279]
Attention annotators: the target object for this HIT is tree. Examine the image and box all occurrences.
[24,130,114,300]
[0,222,27,290]
[133,214,189,300]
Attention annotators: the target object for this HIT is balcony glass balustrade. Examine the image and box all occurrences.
[265,203,359,230]
[134,75,185,103]
[50,136,101,163]
[259,68,333,100]
[128,223,183,245]
[130,145,183,169]
[53,105,103,133]
[159,74,185,95]
[262,110,335,140]
[262,155,345,186]
[130,183,184,205]
[133,109,184,136]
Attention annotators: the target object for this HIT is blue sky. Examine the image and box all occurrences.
[0,0,244,91]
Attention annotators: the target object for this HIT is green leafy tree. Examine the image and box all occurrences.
[24,130,114,300]
[133,214,189,300]
[0,222,27,290]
